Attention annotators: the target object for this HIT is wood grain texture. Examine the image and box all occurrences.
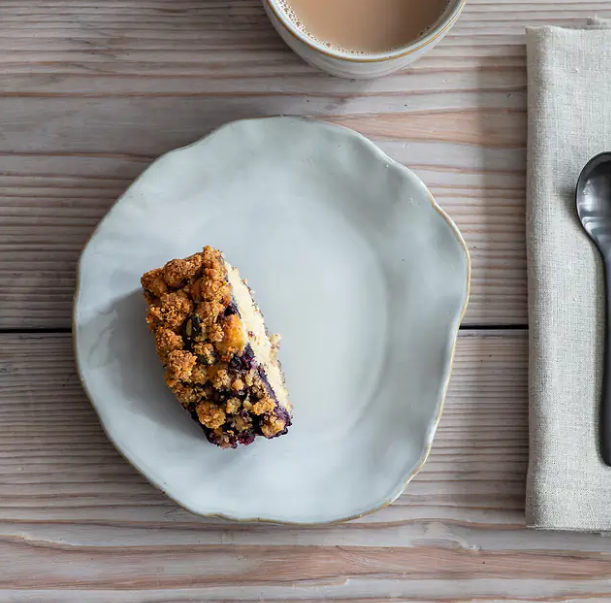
[1,1,610,601]
[0,0,579,328]
[0,330,531,601]
[0,330,609,602]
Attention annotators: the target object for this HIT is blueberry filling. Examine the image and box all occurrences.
[183,314,202,340]
[224,303,238,317]
[201,423,256,449]
[272,406,292,438]
[228,345,255,372]
[237,431,256,446]
[228,355,242,371]
[256,364,276,398]
[197,354,214,366]
[187,405,200,425]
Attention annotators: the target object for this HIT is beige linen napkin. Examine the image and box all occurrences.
[526,19,611,531]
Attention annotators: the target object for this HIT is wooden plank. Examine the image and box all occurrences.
[2,0,593,328]
[3,330,610,602]
[0,143,525,328]
[0,330,528,521]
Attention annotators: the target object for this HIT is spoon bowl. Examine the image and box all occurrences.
[577,152,611,245]
[576,152,611,467]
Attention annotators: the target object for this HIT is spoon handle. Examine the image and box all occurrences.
[603,261,611,466]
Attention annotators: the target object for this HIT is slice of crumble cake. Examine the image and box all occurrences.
[141,246,292,449]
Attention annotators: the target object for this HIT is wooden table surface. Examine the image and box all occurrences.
[2,1,611,601]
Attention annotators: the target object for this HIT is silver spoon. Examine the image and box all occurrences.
[576,152,611,467]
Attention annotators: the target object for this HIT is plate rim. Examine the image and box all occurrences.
[72,116,471,525]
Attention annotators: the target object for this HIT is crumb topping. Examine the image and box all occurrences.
[225,397,242,414]
[216,314,247,359]
[141,246,292,449]
[154,328,183,358]
[146,291,193,331]
[163,254,203,288]
[252,397,275,416]
[261,416,287,438]
[141,268,168,298]
[196,401,226,430]
[166,350,197,381]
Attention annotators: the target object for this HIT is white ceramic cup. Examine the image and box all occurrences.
[263,0,466,79]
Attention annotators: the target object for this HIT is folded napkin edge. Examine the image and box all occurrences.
[526,18,611,35]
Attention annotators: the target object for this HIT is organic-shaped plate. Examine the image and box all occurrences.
[74,117,470,524]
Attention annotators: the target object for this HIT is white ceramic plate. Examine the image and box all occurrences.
[74,117,470,524]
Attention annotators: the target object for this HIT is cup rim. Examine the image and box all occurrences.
[264,0,467,63]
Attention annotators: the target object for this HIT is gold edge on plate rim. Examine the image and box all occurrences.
[71,116,472,527]
[263,0,467,64]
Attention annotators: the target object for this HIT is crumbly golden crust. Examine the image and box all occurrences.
[196,401,226,430]
[261,415,287,438]
[141,246,292,449]
[166,350,197,381]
